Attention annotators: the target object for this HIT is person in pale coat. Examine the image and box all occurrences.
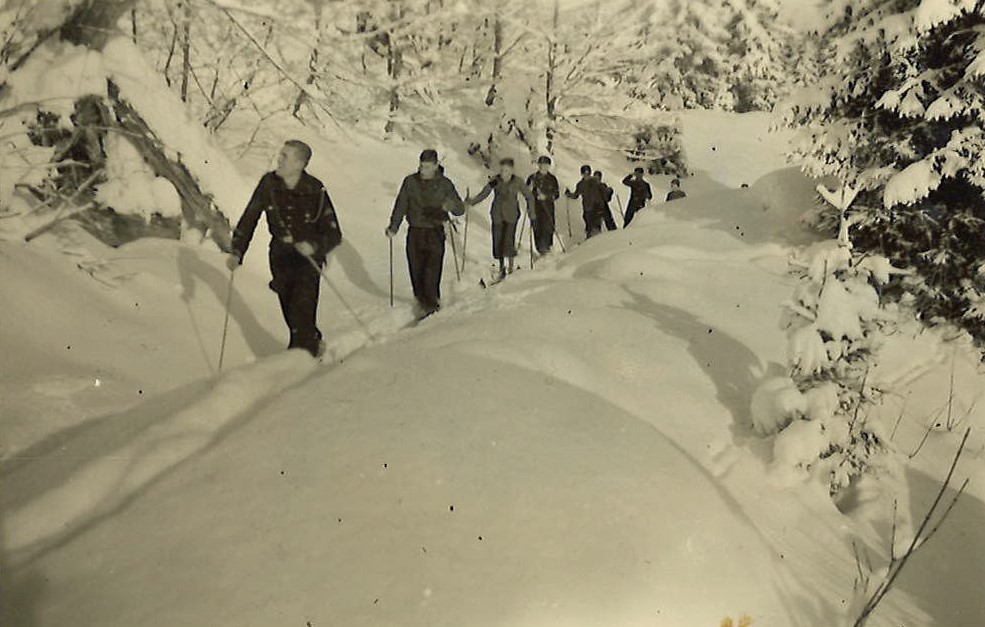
[466,157,536,280]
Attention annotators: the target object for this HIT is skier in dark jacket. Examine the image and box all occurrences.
[621,167,652,227]
[467,157,536,280]
[565,165,605,239]
[525,155,560,255]
[386,149,466,318]
[593,171,618,232]
[228,140,343,357]
[666,178,687,202]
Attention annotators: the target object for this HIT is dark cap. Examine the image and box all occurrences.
[419,149,439,163]
[593,171,603,178]
[538,156,552,165]
[634,166,644,174]
[500,157,515,167]
[580,165,591,175]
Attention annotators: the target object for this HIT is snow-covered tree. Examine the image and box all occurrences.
[626,0,794,112]
[780,0,985,342]
[724,0,794,111]
[755,185,905,493]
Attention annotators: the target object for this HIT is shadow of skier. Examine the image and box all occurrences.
[328,240,389,300]
[176,246,282,362]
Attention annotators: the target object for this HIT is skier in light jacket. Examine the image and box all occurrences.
[467,157,536,280]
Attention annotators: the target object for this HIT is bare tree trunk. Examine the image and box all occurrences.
[130,6,138,43]
[544,0,559,154]
[484,16,503,107]
[384,1,404,136]
[293,0,324,118]
[180,1,192,103]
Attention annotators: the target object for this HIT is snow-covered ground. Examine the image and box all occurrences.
[2,111,983,627]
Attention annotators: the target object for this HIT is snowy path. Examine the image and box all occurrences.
[3,169,943,627]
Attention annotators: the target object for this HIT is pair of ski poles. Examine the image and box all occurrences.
[218,245,375,370]
[386,203,471,310]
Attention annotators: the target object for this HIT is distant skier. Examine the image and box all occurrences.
[386,149,466,318]
[593,171,618,231]
[565,165,605,239]
[467,157,536,280]
[621,167,652,226]
[666,178,687,202]
[227,140,343,357]
[525,156,561,255]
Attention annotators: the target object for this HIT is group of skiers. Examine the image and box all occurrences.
[227,141,687,357]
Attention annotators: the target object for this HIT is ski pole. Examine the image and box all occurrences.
[528,212,534,269]
[565,195,572,238]
[447,221,462,282]
[217,270,236,372]
[615,193,626,220]
[461,192,470,272]
[388,235,394,308]
[516,211,526,253]
[300,250,375,338]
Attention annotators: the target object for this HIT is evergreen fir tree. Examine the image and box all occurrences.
[780,0,985,341]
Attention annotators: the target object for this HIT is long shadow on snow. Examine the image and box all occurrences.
[176,246,282,359]
[0,560,47,627]
[329,240,390,300]
[622,289,761,435]
[894,466,985,626]
[1,356,326,570]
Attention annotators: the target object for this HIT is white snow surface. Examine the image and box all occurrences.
[2,110,983,627]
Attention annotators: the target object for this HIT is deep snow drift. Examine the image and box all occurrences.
[2,111,983,627]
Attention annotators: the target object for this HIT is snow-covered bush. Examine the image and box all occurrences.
[780,0,985,343]
[763,185,906,493]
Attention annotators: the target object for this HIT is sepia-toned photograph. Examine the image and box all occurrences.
[1,0,983,625]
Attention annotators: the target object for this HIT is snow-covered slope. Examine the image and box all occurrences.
[2,112,983,627]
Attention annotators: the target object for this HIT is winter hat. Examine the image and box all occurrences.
[419,149,439,163]
[580,165,592,175]
[538,156,552,165]
[634,166,644,174]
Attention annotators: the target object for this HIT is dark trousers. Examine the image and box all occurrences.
[583,209,602,239]
[624,201,644,227]
[492,220,518,261]
[269,245,322,356]
[407,226,445,311]
[532,200,556,254]
[601,203,618,231]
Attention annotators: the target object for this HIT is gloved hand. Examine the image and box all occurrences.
[296,241,316,258]
[442,197,459,212]
[384,227,397,239]
[225,253,241,272]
